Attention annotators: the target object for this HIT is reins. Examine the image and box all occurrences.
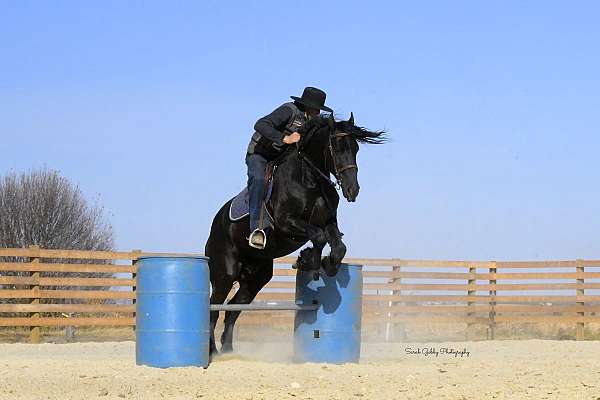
[297,130,358,191]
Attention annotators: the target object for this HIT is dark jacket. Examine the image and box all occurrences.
[247,102,306,159]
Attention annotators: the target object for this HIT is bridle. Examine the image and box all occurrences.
[297,130,358,191]
[329,132,358,180]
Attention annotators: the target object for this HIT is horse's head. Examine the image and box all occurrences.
[329,113,386,202]
[298,113,385,202]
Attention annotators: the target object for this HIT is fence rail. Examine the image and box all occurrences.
[1,247,600,342]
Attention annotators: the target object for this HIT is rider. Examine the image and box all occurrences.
[246,86,333,249]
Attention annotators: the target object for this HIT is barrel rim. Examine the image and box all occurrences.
[137,256,210,262]
[339,263,363,269]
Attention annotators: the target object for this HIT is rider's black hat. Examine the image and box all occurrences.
[291,87,333,113]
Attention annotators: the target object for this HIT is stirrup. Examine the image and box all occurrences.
[248,229,267,250]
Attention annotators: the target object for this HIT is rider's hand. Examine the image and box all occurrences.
[283,132,301,144]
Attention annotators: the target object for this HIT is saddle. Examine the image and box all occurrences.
[229,162,276,227]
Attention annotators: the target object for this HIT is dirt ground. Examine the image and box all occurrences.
[1,340,600,400]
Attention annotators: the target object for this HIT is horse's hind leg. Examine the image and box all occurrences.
[220,261,273,353]
[209,269,235,359]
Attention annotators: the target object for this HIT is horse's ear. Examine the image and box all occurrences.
[349,112,355,126]
[328,113,335,130]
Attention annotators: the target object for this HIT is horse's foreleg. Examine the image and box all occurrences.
[282,217,328,270]
[322,222,347,276]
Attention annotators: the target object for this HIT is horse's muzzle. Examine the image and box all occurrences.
[344,184,359,202]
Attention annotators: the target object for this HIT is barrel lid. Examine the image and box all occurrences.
[340,263,363,269]
[137,255,210,261]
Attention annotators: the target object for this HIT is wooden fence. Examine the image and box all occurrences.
[1,247,600,343]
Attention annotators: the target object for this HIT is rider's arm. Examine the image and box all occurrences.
[254,105,293,146]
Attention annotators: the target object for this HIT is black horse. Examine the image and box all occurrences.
[205,113,384,358]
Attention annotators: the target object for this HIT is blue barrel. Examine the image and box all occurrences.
[136,256,210,368]
[294,264,363,363]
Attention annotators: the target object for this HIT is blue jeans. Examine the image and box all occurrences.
[245,154,268,232]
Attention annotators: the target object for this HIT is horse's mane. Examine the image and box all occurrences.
[300,116,329,135]
[297,116,329,149]
[298,115,387,148]
[335,119,387,144]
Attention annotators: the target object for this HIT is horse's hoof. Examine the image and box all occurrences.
[321,257,338,277]
[208,348,218,364]
[292,260,306,270]
[295,257,313,272]
[220,344,233,353]
[323,261,338,277]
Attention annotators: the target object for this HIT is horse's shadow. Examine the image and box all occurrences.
[295,265,353,325]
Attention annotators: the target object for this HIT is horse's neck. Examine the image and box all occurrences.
[301,136,330,174]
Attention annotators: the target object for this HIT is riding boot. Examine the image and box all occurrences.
[246,154,268,249]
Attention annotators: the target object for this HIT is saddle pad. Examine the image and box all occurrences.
[229,182,273,224]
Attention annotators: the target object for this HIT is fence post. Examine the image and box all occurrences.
[576,259,585,341]
[389,264,405,342]
[488,262,497,340]
[131,249,142,333]
[29,245,41,344]
[465,263,477,340]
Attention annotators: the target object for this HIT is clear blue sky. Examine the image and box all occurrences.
[1,1,599,260]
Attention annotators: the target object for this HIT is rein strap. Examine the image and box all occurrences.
[297,151,338,188]
[297,130,357,191]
